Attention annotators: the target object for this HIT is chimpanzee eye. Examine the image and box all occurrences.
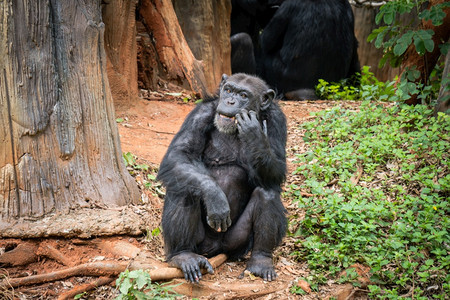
[225,88,232,94]
[240,92,247,99]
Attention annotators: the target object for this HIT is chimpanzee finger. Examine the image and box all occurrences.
[188,265,200,283]
[235,112,243,125]
[239,109,250,121]
[199,259,214,274]
[249,110,258,121]
[181,265,192,282]
[206,216,219,231]
[193,265,202,282]
[220,218,229,232]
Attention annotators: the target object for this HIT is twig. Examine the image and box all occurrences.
[56,276,114,300]
[1,261,127,288]
[350,164,363,185]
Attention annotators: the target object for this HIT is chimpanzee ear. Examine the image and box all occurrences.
[220,74,229,89]
[261,89,275,110]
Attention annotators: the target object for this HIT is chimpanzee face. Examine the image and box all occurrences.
[214,74,274,135]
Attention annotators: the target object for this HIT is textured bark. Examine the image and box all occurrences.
[435,43,450,115]
[173,0,232,93]
[0,0,140,233]
[102,0,139,108]
[138,0,209,97]
[352,5,400,81]
[402,0,450,105]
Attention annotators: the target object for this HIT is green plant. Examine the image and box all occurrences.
[115,269,181,299]
[367,0,450,104]
[368,0,450,68]
[288,102,450,298]
[123,152,165,197]
[315,66,396,101]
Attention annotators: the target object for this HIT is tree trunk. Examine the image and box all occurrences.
[435,41,450,115]
[172,0,232,93]
[102,0,139,109]
[401,0,450,105]
[137,0,209,97]
[352,5,401,81]
[0,0,141,237]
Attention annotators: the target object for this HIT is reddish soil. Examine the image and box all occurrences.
[0,96,366,299]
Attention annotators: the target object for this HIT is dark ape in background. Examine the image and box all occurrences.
[158,73,287,282]
[260,0,360,100]
[230,0,360,100]
[230,0,284,74]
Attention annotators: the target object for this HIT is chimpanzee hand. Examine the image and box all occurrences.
[203,183,232,232]
[206,203,232,233]
[169,252,214,283]
[236,110,265,142]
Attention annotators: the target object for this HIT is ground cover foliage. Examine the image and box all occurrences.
[287,102,449,298]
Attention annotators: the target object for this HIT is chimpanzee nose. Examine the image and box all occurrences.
[226,98,236,106]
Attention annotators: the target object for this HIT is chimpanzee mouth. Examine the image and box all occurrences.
[215,113,238,134]
[219,114,236,121]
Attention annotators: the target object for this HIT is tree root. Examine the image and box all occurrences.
[56,276,115,300]
[37,243,74,267]
[0,254,227,291]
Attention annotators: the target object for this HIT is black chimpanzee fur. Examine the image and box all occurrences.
[260,0,360,100]
[157,73,287,283]
[230,0,360,100]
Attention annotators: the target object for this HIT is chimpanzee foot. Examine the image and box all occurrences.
[241,253,277,281]
[168,252,214,283]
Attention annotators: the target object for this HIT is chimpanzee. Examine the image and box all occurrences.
[259,0,360,100]
[157,73,287,283]
[230,0,285,74]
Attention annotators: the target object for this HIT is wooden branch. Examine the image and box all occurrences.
[56,276,115,300]
[149,254,227,281]
[0,254,228,289]
[37,244,74,267]
[2,261,127,288]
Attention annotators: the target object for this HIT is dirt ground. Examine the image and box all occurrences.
[0,94,367,299]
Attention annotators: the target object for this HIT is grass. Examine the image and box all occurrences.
[287,101,449,299]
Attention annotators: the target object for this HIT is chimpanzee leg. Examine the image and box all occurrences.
[231,32,257,74]
[161,193,213,282]
[223,187,287,281]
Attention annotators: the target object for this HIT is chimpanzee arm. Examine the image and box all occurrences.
[157,100,232,232]
[236,104,287,189]
[260,4,289,54]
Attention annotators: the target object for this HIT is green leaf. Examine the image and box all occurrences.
[119,278,132,295]
[413,30,435,55]
[383,11,395,25]
[116,118,124,123]
[393,31,414,56]
[419,6,446,26]
[135,274,148,290]
[123,152,135,166]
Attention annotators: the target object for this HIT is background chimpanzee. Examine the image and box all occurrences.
[230,0,360,100]
[260,0,360,100]
[157,73,287,283]
[230,0,284,74]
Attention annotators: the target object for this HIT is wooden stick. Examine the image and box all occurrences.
[1,254,228,289]
[56,276,115,300]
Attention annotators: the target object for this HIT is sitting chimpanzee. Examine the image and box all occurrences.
[157,73,287,283]
[259,0,360,100]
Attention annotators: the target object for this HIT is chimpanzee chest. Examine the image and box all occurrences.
[203,130,252,218]
[202,130,247,170]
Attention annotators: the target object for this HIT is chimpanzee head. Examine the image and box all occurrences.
[214,73,275,134]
